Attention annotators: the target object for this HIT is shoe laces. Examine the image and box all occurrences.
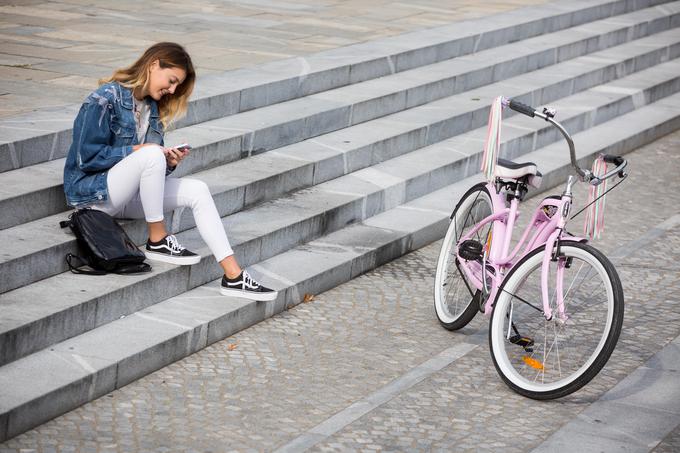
[241,270,259,289]
[166,234,186,253]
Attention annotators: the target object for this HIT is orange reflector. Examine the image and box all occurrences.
[485,230,493,252]
[522,356,544,370]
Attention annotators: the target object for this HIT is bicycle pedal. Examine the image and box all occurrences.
[509,334,534,352]
[458,240,483,261]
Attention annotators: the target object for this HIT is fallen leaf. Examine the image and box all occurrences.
[303,293,315,303]
[227,343,238,351]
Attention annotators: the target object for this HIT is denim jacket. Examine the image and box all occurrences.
[63,82,169,207]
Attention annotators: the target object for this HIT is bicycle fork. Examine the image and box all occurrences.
[541,176,575,322]
[541,231,569,322]
[506,224,570,349]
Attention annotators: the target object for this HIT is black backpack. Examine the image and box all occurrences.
[60,208,152,275]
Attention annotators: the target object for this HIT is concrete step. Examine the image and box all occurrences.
[1,64,679,368]
[1,93,678,442]
[137,5,680,177]
[1,3,678,187]
[0,0,673,175]
[175,0,678,128]
[1,30,679,294]
[3,16,680,231]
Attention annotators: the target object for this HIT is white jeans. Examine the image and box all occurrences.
[91,145,234,262]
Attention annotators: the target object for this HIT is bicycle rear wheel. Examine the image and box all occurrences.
[434,184,493,330]
[489,241,624,399]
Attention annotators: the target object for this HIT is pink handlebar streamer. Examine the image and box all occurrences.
[584,155,608,240]
[481,96,504,182]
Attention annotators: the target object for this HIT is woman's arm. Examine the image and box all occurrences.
[73,94,134,172]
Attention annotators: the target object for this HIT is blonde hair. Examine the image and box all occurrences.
[99,42,195,128]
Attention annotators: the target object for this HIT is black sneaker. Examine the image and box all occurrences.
[145,234,200,265]
[220,270,278,301]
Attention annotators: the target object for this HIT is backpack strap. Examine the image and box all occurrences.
[60,210,77,229]
[113,262,153,274]
[66,253,107,276]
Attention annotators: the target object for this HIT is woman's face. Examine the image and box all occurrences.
[146,60,187,101]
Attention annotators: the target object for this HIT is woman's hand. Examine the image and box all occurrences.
[163,146,189,167]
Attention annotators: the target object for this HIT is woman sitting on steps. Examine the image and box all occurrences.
[63,41,277,301]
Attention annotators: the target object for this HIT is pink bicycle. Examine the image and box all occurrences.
[434,98,628,399]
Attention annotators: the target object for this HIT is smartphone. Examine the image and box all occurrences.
[175,143,192,152]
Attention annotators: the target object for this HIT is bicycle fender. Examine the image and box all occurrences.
[541,229,562,320]
[560,232,588,243]
[449,182,490,219]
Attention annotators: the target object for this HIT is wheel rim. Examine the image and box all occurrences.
[490,245,616,394]
[435,189,492,324]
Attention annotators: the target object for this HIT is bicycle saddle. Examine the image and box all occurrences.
[496,158,543,188]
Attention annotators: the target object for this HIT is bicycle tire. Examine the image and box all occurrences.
[434,183,493,330]
[488,241,624,399]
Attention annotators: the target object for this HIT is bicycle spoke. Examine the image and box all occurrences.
[454,260,476,298]
[443,279,463,306]
[541,322,563,379]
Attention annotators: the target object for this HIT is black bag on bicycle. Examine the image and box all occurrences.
[60,208,152,275]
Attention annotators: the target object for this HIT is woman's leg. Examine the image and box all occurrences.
[159,178,236,269]
[168,181,277,299]
[113,175,277,300]
[94,145,199,265]
[219,256,242,279]
[92,144,168,239]
[115,177,237,271]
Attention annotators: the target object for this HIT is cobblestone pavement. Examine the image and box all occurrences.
[0,0,550,118]
[1,128,679,451]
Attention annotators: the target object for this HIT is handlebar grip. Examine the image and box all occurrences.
[508,99,536,118]
[602,154,624,166]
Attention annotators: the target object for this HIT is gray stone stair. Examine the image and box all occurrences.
[2,28,680,296]
[1,93,678,442]
[2,56,678,368]
[1,0,680,443]
[0,0,674,176]
[2,4,680,232]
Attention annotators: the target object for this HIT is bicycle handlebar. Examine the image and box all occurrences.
[602,155,624,166]
[592,154,628,184]
[508,99,535,118]
[504,97,627,186]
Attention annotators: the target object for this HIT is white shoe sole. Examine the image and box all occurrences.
[220,286,278,301]
[144,251,201,266]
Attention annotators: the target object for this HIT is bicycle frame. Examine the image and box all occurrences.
[456,177,583,320]
[435,97,629,399]
[450,98,627,324]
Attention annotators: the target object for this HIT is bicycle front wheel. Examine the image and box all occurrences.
[434,183,493,330]
[489,241,624,399]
